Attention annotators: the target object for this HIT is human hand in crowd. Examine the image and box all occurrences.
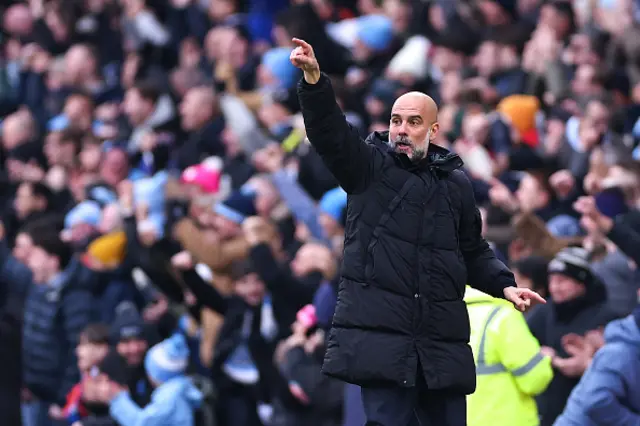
[242,216,276,246]
[290,38,321,84]
[170,0,192,8]
[171,250,195,270]
[573,196,614,234]
[584,328,605,353]
[46,166,68,192]
[503,286,546,312]
[143,297,168,323]
[118,180,134,212]
[48,404,64,420]
[552,333,593,378]
[540,346,556,359]
[488,179,519,214]
[579,122,601,151]
[549,169,575,198]
[252,143,284,173]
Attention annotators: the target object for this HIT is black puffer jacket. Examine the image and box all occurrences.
[297,74,517,394]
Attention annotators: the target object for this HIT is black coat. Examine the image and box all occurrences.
[297,74,517,394]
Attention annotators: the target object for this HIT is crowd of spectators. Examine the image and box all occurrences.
[2,0,640,425]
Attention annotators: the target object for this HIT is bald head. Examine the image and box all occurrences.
[388,91,440,162]
[393,92,438,123]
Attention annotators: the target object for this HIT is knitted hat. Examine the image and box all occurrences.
[319,187,348,222]
[86,184,118,208]
[144,333,190,384]
[213,191,257,224]
[261,47,301,89]
[497,95,540,147]
[595,187,628,218]
[356,15,394,52]
[110,301,145,343]
[64,201,102,231]
[548,247,594,286]
[87,231,127,268]
[180,157,223,194]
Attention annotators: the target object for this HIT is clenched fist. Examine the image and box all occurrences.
[290,38,321,84]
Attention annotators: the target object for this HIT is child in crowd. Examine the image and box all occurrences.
[63,324,111,424]
[99,333,203,426]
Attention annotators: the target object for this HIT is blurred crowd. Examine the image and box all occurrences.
[2,0,640,425]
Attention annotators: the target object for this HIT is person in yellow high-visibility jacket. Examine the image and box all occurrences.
[465,286,553,426]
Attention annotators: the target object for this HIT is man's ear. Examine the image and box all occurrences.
[429,123,440,141]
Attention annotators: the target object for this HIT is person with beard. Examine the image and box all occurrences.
[289,38,545,426]
[171,247,309,426]
[526,247,618,426]
[110,302,153,408]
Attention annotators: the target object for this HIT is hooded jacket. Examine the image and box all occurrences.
[110,376,202,426]
[554,314,640,426]
[297,73,516,393]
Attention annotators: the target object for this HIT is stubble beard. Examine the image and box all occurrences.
[388,130,431,163]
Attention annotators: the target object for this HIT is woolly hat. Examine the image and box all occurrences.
[356,15,394,52]
[548,247,594,286]
[64,201,102,231]
[319,187,348,222]
[497,95,540,147]
[180,157,224,194]
[87,231,127,268]
[213,191,257,224]
[110,301,145,343]
[261,47,301,89]
[144,333,190,384]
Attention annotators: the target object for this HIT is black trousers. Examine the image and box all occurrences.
[360,375,466,426]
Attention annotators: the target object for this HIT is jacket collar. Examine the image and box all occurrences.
[366,131,464,174]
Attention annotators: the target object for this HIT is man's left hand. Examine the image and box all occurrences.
[503,287,546,312]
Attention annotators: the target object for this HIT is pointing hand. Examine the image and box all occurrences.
[290,38,321,84]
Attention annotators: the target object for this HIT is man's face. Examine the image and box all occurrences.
[13,232,34,263]
[123,89,153,126]
[549,273,586,303]
[100,149,129,187]
[388,94,437,162]
[515,174,548,211]
[116,337,148,367]
[14,183,44,220]
[76,342,109,373]
[234,272,266,306]
[27,245,56,284]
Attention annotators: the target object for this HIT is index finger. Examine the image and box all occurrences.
[526,289,547,303]
[292,38,311,51]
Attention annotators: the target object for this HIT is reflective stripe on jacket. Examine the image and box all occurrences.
[465,287,553,426]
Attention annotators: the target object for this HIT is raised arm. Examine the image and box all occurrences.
[292,38,381,194]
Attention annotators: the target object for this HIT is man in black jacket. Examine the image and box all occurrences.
[290,38,545,426]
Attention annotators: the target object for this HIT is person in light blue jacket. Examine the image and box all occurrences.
[104,333,203,426]
[554,305,640,426]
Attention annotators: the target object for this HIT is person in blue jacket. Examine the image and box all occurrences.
[554,302,640,426]
[99,333,203,426]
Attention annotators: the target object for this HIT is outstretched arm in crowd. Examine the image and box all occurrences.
[172,252,229,315]
[243,217,318,308]
[293,38,383,194]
